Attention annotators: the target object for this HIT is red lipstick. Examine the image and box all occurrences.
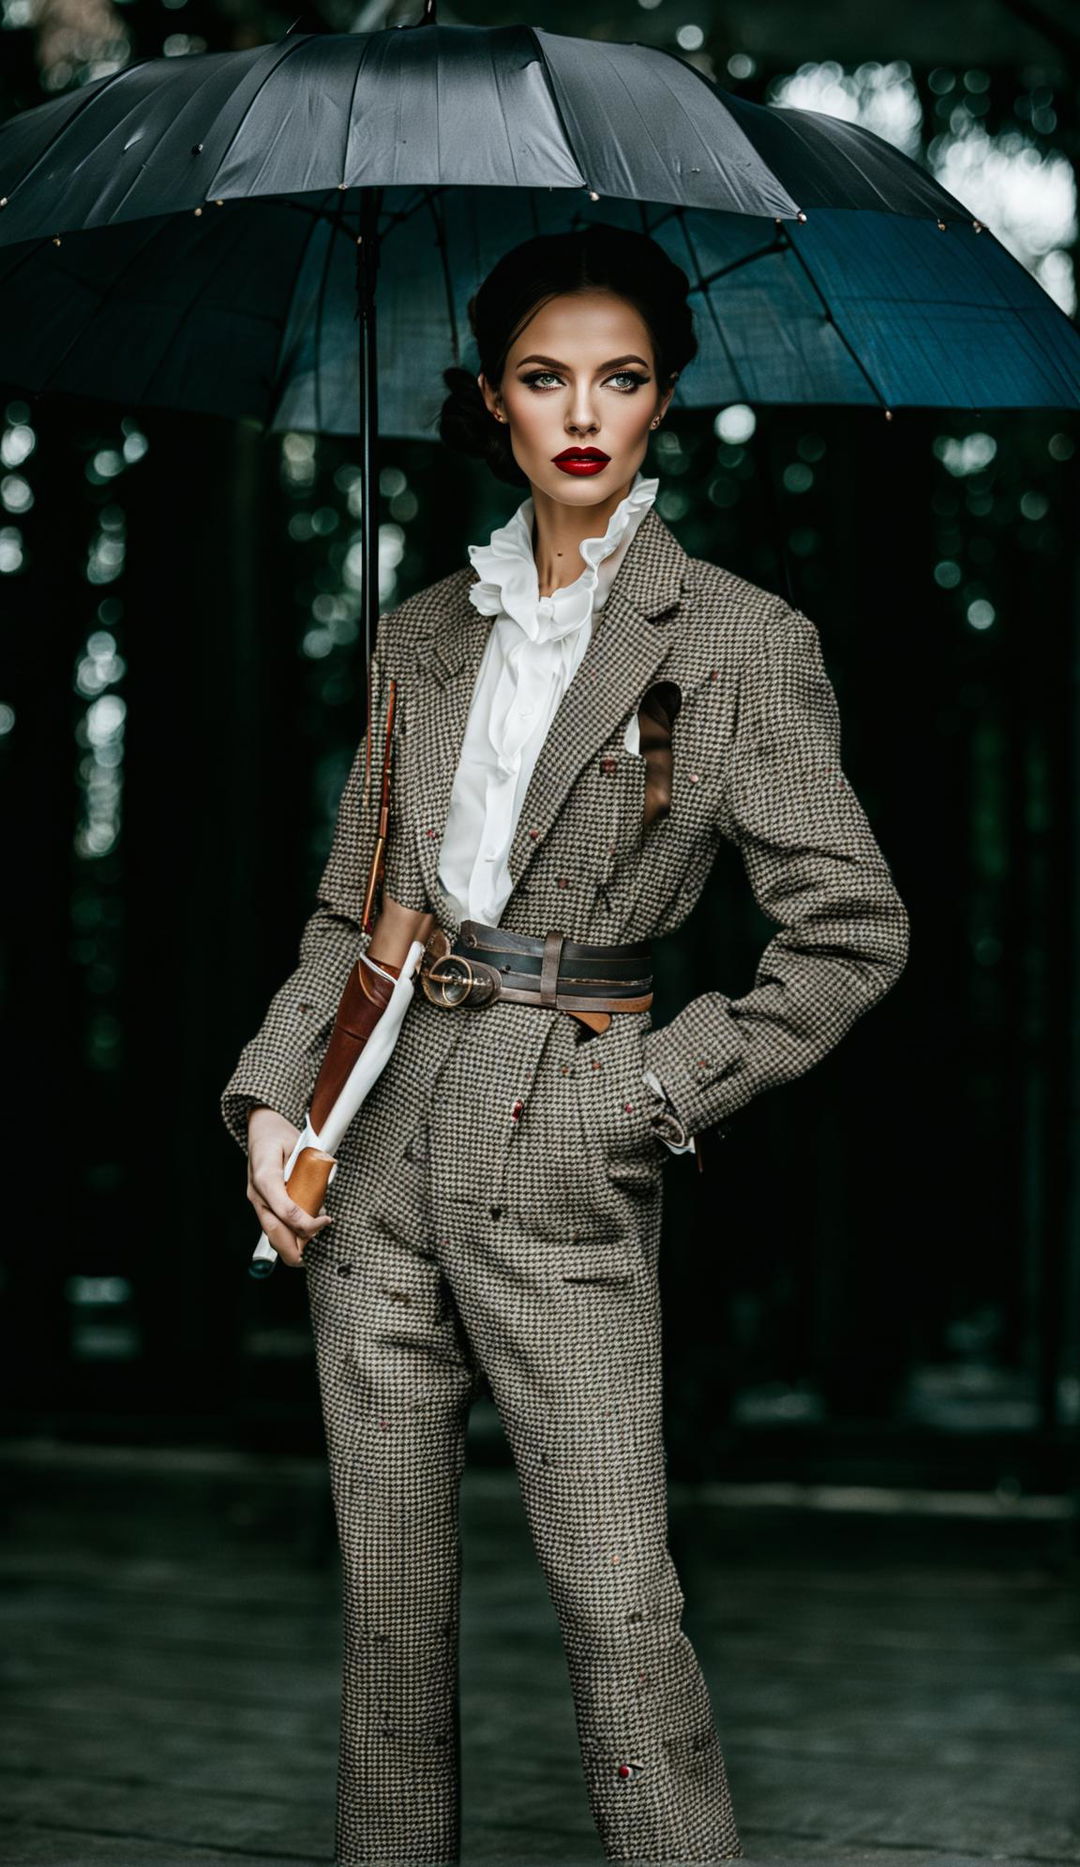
[552,447,611,477]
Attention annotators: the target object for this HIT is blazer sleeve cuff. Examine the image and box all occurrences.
[641,1007,751,1142]
[220,1045,319,1153]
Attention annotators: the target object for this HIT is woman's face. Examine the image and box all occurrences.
[477,289,675,509]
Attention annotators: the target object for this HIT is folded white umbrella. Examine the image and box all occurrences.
[249,939,427,1277]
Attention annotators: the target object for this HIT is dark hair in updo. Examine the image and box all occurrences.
[439,223,698,489]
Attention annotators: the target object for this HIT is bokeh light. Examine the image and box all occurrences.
[714,405,757,445]
[770,60,923,158]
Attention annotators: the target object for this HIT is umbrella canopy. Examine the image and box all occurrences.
[1,23,1077,431]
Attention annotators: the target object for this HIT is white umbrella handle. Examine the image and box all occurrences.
[248,938,427,1278]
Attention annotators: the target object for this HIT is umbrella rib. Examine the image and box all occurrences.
[137,219,268,405]
[0,232,56,293]
[485,35,525,186]
[276,198,347,227]
[636,202,682,237]
[422,188,460,371]
[529,27,588,189]
[207,35,312,194]
[311,190,347,437]
[372,186,446,248]
[29,215,176,397]
[637,198,748,402]
[645,43,807,215]
[264,195,331,432]
[543,33,774,209]
[340,28,372,187]
[615,53,765,206]
[999,300,1079,406]
[692,237,787,288]
[672,205,748,393]
[959,224,1079,404]
[777,225,890,412]
[0,59,150,207]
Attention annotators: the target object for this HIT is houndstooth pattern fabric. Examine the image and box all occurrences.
[221,505,909,1864]
[300,998,740,1865]
[222,505,909,1151]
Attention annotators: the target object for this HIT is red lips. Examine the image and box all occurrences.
[553,446,611,476]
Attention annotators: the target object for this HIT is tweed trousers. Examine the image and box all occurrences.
[300,986,742,1866]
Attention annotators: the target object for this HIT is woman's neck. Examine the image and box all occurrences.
[529,475,636,597]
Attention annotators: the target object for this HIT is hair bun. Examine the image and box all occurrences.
[438,365,527,488]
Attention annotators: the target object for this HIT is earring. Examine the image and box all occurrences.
[650,418,662,430]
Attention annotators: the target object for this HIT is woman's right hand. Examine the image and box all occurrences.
[246,1106,334,1270]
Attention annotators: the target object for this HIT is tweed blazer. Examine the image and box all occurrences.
[221,505,909,1156]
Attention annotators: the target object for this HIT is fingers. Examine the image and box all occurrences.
[247,1141,334,1273]
[251,1199,307,1271]
[247,1185,331,1270]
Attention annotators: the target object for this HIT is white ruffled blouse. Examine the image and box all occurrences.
[434,469,697,1158]
[437,469,658,929]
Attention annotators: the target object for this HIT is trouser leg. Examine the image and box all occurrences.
[430,1015,742,1863]
[438,1206,740,1861]
[305,1124,481,1867]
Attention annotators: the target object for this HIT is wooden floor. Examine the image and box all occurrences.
[1,1434,1077,1867]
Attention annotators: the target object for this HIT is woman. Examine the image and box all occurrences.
[222,224,909,1866]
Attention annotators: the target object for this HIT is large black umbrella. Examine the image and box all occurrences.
[5,11,1077,1275]
[2,8,1078,688]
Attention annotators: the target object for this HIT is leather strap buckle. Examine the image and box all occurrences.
[539,930,565,1007]
[418,930,501,1008]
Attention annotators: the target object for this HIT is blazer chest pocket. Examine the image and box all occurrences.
[589,678,682,874]
[589,746,725,880]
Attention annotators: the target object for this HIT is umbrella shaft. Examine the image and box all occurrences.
[357,188,384,710]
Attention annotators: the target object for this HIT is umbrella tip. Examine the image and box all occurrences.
[396,0,437,24]
[281,6,327,34]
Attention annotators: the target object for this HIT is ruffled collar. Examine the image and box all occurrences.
[466,470,659,640]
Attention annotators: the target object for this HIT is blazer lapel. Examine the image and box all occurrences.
[505,505,688,894]
[406,577,496,913]
[405,505,691,916]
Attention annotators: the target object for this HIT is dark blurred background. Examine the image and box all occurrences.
[2,0,1079,1503]
[2,5,1080,1864]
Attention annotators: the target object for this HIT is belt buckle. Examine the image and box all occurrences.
[419,929,500,1009]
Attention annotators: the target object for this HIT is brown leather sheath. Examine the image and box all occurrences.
[308,958,397,1134]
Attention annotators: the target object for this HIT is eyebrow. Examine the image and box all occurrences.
[515,354,652,372]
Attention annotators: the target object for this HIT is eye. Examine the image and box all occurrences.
[518,370,651,393]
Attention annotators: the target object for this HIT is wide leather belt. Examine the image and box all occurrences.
[417,920,654,1015]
